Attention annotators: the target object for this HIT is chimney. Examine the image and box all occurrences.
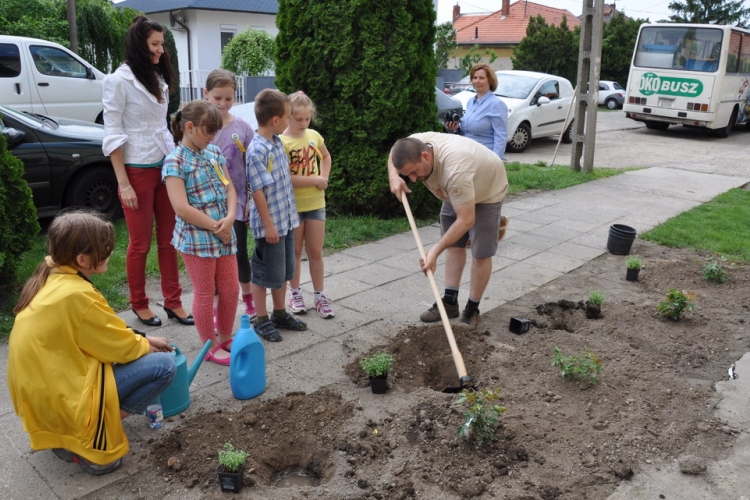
[502,0,510,16]
[453,3,460,21]
[475,26,479,39]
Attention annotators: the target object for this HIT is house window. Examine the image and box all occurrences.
[220,24,237,53]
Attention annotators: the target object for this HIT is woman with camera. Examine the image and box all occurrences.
[445,63,508,160]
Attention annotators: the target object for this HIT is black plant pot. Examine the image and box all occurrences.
[626,268,640,282]
[217,464,244,493]
[369,375,388,394]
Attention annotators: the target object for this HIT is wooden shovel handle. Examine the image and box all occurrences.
[401,194,468,380]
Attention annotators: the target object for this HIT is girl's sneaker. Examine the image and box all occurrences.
[288,289,307,314]
[314,294,335,319]
[242,293,257,320]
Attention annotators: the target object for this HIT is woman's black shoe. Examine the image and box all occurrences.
[163,306,195,326]
[132,309,162,327]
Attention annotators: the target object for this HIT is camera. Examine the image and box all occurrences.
[443,110,462,123]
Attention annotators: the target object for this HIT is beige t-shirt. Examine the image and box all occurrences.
[410,132,508,205]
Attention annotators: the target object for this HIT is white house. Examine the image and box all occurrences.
[116,0,279,101]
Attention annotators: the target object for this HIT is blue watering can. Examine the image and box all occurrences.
[160,340,213,418]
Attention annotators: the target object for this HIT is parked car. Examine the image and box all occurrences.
[598,80,625,109]
[0,35,106,123]
[454,70,575,153]
[230,87,463,130]
[446,75,471,95]
[0,103,119,219]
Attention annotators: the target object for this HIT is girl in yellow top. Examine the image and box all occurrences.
[280,91,334,318]
[7,211,176,475]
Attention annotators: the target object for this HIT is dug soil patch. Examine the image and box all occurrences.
[92,240,749,499]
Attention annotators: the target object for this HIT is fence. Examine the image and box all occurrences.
[179,70,246,104]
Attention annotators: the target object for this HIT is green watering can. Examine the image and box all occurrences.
[160,340,213,418]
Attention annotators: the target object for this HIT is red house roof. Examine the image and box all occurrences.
[454,0,581,46]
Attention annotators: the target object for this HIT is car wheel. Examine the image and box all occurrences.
[644,121,669,131]
[64,167,122,218]
[605,98,618,110]
[561,121,573,144]
[711,107,737,138]
[507,122,532,153]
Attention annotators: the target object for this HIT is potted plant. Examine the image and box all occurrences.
[359,351,395,394]
[626,255,642,281]
[216,442,248,493]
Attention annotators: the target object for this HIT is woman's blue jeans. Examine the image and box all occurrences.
[113,352,177,414]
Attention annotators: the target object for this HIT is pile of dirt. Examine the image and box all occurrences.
[97,240,748,499]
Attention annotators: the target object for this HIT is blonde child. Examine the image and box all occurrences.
[203,69,256,321]
[281,91,334,319]
[163,100,238,365]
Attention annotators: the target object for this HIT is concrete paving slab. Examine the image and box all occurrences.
[495,240,546,261]
[301,305,380,339]
[0,454,57,500]
[337,262,413,287]
[505,232,560,252]
[512,210,563,225]
[548,240,608,260]
[522,250,588,273]
[528,222,582,242]
[495,261,563,287]
[490,254,517,271]
[483,276,539,303]
[272,340,349,388]
[317,274,375,301]
[319,252,370,274]
[0,346,12,417]
[340,242,404,262]
[376,232,418,250]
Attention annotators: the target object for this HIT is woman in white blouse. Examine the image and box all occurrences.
[102,16,193,327]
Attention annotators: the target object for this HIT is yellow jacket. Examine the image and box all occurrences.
[7,266,150,464]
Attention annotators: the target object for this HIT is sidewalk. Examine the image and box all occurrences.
[1,167,748,499]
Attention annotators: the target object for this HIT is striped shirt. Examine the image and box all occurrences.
[246,133,299,240]
[163,143,237,257]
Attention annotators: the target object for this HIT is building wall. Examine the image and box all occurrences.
[449,46,515,71]
[148,10,277,79]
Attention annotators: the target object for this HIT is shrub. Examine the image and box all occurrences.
[701,255,728,283]
[275,0,441,218]
[588,290,605,306]
[456,388,507,446]
[626,255,642,270]
[221,28,275,76]
[217,442,247,472]
[552,346,602,384]
[359,351,395,378]
[656,288,696,321]
[0,128,40,296]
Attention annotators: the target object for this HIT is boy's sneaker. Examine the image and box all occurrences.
[314,294,335,319]
[420,300,460,323]
[272,312,308,331]
[460,307,480,330]
[288,290,307,314]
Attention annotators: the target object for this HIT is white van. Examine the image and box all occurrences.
[0,35,105,123]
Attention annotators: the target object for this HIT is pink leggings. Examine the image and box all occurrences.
[181,253,239,343]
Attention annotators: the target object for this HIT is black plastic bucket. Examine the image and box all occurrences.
[607,224,636,255]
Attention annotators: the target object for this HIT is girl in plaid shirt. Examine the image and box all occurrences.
[163,100,238,365]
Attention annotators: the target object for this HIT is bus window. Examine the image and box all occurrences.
[727,31,741,73]
[741,34,750,73]
[634,26,723,72]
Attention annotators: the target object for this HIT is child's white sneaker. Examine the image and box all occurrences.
[288,289,307,314]
[314,294,335,319]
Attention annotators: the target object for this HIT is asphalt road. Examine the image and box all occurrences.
[505,109,750,178]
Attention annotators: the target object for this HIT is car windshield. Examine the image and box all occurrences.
[613,82,624,90]
[466,73,540,99]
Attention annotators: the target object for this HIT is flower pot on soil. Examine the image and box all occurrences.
[607,224,637,255]
[360,352,395,394]
[216,443,247,493]
[626,255,642,281]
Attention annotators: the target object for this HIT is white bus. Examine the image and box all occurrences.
[624,23,750,137]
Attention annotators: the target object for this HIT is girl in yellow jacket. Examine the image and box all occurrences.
[7,211,177,475]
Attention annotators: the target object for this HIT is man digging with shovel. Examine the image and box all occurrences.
[388,132,508,330]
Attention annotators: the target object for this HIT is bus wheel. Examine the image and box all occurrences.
[711,107,737,138]
[645,121,669,131]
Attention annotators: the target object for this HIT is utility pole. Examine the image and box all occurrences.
[570,0,604,173]
[67,0,78,54]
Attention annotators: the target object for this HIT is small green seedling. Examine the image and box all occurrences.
[588,290,605,306]
[626,255,642,270]
[455,388,507,446]
[359,351,395,378]
[656,288,696,321]
[218,442,248,473]
[702,255,728,284]
[552,346,602,384]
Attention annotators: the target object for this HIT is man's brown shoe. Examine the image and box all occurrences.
[420,300,460,322]
[460,307,480,330]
